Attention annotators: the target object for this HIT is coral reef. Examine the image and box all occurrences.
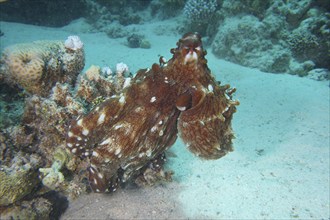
[221,0,271,19]
[0,58,134,203]
[1,198,53,220]
[212,15,291,73]
[0,83,25,129]
[64,35,84,51]
[0,152,41,206]
[182,0,219,37]
[150,0,186,18]
[39,149,69,190]
[76,64,132,104]
[183,0,217,22]
[83,0,151,39]
[0,191,69,220]
[126,34,151,49]
[66,32,239,193]
[0,37,85,96]
[211,0,330,76]
[286,10,330,70]
[0,33,238,217]
[306,68,330,81]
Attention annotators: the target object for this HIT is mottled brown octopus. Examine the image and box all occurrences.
[66,32,239,193]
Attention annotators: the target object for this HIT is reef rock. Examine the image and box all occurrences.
[0,152,41,206]
[0,36,85,96]
[212,0,330,76]
[66,32,239,193]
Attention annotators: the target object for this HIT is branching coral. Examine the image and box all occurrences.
[182,0,219,37]
[183,0,217,23]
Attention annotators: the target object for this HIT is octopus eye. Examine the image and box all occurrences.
[183,46,191,53]
[194,46,201,51]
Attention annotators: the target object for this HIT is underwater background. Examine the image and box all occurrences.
[0,0,329,219]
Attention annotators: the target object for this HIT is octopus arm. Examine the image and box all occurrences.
[66,96,125,158]
[178,85,238,159]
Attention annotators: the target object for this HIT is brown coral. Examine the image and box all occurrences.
[0,40,84,96]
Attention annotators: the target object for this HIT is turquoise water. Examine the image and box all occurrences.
[0,1,329,219]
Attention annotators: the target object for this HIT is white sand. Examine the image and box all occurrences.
[1,19,329,219]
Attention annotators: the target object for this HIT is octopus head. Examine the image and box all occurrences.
[175,32,205,65]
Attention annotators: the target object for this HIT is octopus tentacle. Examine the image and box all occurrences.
[66,32,239,193]
[178,86,238,159]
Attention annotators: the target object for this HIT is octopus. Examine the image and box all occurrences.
[66,32,239,193]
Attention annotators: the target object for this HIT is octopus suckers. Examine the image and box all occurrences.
[82,128,89,136]
[77,136,82,141]
[67,143,73,148]
[68,131,73,137]
[150,96,156,103]
[158,120,163,125]
[97,112,106,125]
[71,148,77,153]
[159,130,164,136]
[94,178,98,185]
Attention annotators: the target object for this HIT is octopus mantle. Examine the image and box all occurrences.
[66,33,239,193]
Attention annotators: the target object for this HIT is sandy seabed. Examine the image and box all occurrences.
[0,18,329,219]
